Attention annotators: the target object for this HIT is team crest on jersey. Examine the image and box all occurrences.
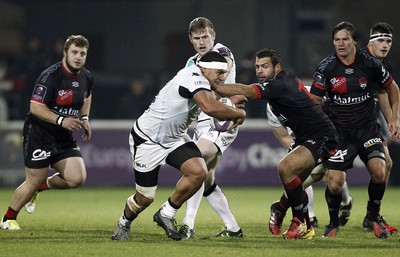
[330,77,347,93]
[312,72,325,87]
[359,77,367,89]
[56,89,73,105]
[32,84,47,102]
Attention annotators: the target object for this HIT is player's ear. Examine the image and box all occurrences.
[211,31,216,40]
[198,66,206,75]
[275,63,282,72]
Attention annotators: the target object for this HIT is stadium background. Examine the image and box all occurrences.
[1,0,400,187]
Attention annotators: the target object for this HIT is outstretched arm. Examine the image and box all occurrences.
[211,83,258,99]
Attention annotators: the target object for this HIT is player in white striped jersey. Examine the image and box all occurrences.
[178,17,245,238]
[111,51,245,241]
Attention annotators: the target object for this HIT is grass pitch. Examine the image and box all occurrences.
[1,186,399,257]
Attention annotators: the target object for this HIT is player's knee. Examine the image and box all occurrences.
[277,160,294,178]
[328,184,342,195]
[368,160,387,183]
[66,173,86,188]
[71,180,85,188]
[326,179,343,194]
[187,162,207,181]
[370,171,386,184]
[192,167,207,184]
[135,185,156,206]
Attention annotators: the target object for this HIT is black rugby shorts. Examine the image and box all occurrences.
[23,122,82,169]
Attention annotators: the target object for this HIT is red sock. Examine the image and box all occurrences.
[4,207,19,220]
[38,180,49,192]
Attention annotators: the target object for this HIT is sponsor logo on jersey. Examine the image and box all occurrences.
[332,92,371,105]
[135,162,147,168]
[277,113,288,124]
[359,77,367,89]
[344,68,354,74]
[330,77,347,93]
[31,149,51,161]
[57,107,80,116]
[194,81,209,85]
[32,84,47,102]
[72,81,79,87]
[363,137,382,148]
[305,139,316,145]
[220,136,229,146]
[259,82,268,90]
[294,203,303,211]
[56,89,73,105]
[381,66,390,84]
[328,149,347,162]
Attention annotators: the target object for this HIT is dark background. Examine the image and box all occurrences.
[2,0,400,119]
[0,0,400,185]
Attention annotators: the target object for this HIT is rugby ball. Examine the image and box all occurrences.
[210,97,235,132]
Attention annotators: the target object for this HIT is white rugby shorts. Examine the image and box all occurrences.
[193,119,238,154]
[129,129,192,173]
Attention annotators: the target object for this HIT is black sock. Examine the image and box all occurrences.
[325,187,341,227]
[284,177,304,219]
[366,180,386,219]
[303,192,311,229]
[279,194,290,211]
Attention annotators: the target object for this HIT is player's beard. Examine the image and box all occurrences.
[65,55,84,74]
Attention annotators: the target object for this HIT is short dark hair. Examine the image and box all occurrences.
[199,51,227,63]
[370,22,393,35]
[255,48,282,67]
[332,21,357,42]
[64,35,89,52]
[188,17,214,35]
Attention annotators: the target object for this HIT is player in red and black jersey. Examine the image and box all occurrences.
[212,48,338,239]
[310,21,400,238]
[357,22,398,234]
[1,35,94,230]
